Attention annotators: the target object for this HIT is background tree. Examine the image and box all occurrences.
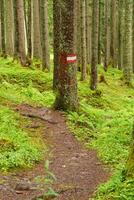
[32,0,42,59]
[53,0,61,89]
[81,0,87,80]
[104,0,111,71]
[90,0,99,90]
[16,0,27,65]
[0,0,6,56]
[5,0,14,56]
[39,0,50,71]
[123,0,133,85]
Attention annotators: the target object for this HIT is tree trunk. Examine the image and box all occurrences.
[118,0,125,70]
[110,0,118,68]
[76,0,82,71]
[90,0,99,90]
[32,0,42,59]
[39,0,50,71]
[53,0,61,90]
[123,0,133,85]
[132,1,134,72]
[13,0,19,58]
[5,0,14,56]
[104,0,111,70]
[81,0,87,81]
[26,0,32,58]
[54,0,78,111]
[16,0,27,65]
[0,0,6,56]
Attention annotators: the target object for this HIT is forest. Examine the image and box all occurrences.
[0,0,134,200]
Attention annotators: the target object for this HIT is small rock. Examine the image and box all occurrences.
[15,181,31,191]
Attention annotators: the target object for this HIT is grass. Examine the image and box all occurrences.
[0,57,133,199]
[0,106,44,171]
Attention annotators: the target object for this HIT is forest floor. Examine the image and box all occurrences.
[0,104,109,200]
[0,58,134,200]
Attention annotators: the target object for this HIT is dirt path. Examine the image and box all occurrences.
[0,104,109,200]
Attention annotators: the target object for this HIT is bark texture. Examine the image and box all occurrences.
[54,0,78,111]
[90,0,99,90]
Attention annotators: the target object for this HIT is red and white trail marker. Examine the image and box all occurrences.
[66,54,77,63]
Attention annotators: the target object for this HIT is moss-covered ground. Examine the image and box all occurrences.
[0,57,133,199]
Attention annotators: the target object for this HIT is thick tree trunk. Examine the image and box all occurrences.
[54,0,78,111]
[90,0,99,90]
[39,0,50,71]
[5,0,14,56]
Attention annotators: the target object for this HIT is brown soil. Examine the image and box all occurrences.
[0,104,109,200]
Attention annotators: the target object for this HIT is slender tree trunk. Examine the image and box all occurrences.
[76,0,82,71]
[13,0,19,58]
[24,0,32,58]
[54,0,78,111]
[53,0,61,90]
[5,0,14,56]
[0,0,6,56]
[16,0,27,65]
[132,1,134,72]
[123,0,133,85]
[81,0,87,81]
[110,0,118,68]
[39,0,50,71]
[32,0,42,59]
[90,0,99,90]
[118,0,125,70]
[85,0,90,65]
[0,7,1,52]
[98,0,105,64]
[104,0,111,70]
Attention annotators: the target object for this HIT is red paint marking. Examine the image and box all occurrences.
[66,54,77,63]
[59,53,77,64]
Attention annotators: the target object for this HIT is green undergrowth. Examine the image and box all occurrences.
[0,57,134,198]
[68,68,134,200]
[0,57,54,107]
[0,57,52,171]
[0,106,44,171]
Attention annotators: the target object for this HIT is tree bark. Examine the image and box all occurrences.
[90,0,99,90]
[39,0,50,71]
[16,0,27,65]
[81,0,87,81]
[5,0,14,56]
[0,0,6,56]
[123,0,133,85]
[53,0,61,90]
[32,0,42,59]
[104,0,111,70]
[54,0,78,111]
